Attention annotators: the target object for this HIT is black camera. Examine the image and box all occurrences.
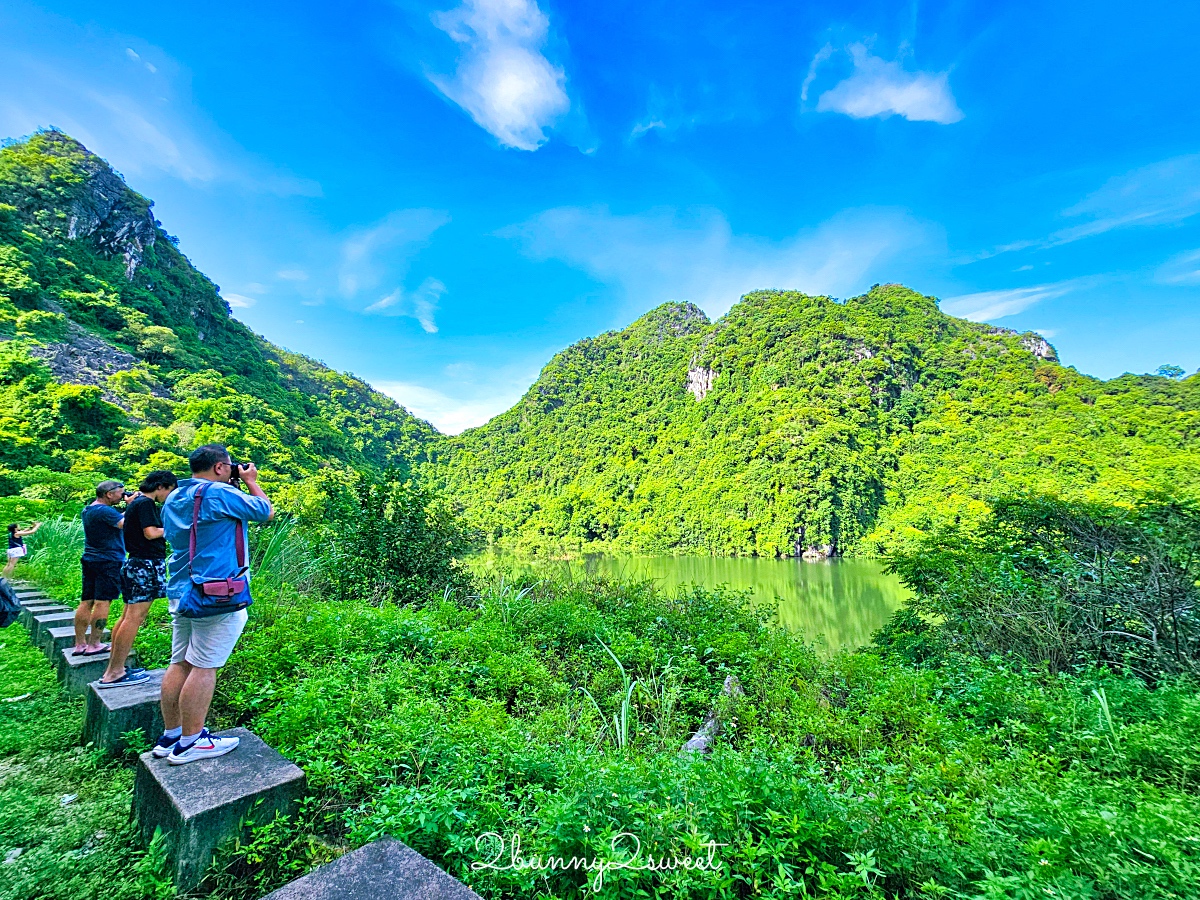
[226,460,253,489]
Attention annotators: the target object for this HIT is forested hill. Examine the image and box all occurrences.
[0,131,433,519]
[435,286,1200,556]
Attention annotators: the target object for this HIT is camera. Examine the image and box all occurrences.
[227,460,251,486]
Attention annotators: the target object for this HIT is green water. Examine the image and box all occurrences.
[519,554,909,652]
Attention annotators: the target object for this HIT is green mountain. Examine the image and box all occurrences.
[436,287,1200,556]
[5,130,1197,557]
[0,131,433,519]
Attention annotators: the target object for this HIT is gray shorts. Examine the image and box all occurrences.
[169,608,247,669]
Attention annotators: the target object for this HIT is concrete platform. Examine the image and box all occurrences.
[18,604,68,630]
[31,611,76,645]
[134,727,306,891]
[57,646,137,697]
[259,837,482,900]
[41,624,110,661]
[18,594,52,607]
[83,668,165,755]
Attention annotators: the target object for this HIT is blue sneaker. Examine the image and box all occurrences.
[95,669,150,690]
[151,733,180,758]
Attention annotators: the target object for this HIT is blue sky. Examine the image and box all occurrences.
[3,0,1199,432]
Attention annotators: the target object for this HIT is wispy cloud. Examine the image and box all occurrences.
[338,209,449,298]
[429,0,569,150]
[502,205,940,317]
[0,38,318,195]
[800,43,834,103]
[373,360,538,433]
[940,278,1089,321]
[365,277,445,333]
[815,43,963,124]
[276,269,309,282]
[1052,154,1200,244]
[223,293,256,309]
[1155,248,1200,286]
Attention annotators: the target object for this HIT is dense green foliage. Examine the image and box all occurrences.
[436,289,1200,557]
[6,522,1200,899]
[886,495,1200,681]
[0,130,433,521]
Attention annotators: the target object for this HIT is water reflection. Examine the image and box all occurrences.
[486,553,909,653]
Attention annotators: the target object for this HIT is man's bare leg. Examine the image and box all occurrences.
[179,667,218,737]
[160,661,192,731]
[101,602,150,681]
[85,601,111,651]
[73,600,94,652]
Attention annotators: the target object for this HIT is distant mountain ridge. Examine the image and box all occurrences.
[3,130,1196,555]
[435,287,1200,556]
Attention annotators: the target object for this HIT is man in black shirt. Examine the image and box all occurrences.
[98,470,178,687]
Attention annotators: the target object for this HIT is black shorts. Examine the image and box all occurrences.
[121,558,167,604]
[81,558,122,603]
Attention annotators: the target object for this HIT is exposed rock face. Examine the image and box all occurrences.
[43,132,158,280]
[1021,334,1058,362]
[687,365,717,400]
[25,318,170,407]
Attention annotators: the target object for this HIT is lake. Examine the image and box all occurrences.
[487,553,910,653]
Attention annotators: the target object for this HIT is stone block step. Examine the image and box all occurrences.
[31,611,76,645]
[18,594,52,607]
[134,727,305,891]
[84,668,165,755]
[57,646,138,697]
[41,625,110,662]
[259,836,482,900]
[19,604,69,630]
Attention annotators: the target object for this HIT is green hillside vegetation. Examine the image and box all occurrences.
[0,130,433,522]
[436,289,1200,557]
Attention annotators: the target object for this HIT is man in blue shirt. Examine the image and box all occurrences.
[75,480,127,655]
[151,444,273,765]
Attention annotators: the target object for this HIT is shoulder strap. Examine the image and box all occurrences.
[188,483,246,570]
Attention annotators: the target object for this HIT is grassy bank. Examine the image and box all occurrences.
[2,519,1199,899]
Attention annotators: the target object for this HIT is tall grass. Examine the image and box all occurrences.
[19,515,83,604]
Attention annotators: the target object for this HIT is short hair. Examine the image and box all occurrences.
[189,444,230,474]
[140,470,179,493]
[96,479,124,497]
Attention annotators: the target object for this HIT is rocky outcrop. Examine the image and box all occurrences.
[41,132,159,280]
[687,365,717,400]
[25,318,170,408]
[1021,334,1058,362]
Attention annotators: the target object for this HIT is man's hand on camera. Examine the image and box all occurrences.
[239,463,259,485]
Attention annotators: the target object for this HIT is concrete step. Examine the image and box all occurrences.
[57,646,138,697]
[18,604,69,630]
[259,836,482,900]
[84,668,166,755]
[31,611,76,646]
[41,625,111,662]
[134,727,306,891]
[18,594,52,608]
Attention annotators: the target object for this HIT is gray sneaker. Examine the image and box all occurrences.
[167,729,239,765]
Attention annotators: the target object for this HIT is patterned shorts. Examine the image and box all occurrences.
[121,558,167,604]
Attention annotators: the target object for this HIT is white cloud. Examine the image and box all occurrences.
[0,37,317,195]
[373,360,537,433]
[223,293,256,309]
[1155,248,1200,286]
[276,269,309,282]
[816,43,963,124]
[338,209,449,298]
[940,279,1085,321]
[502,205,939,317]
[365,277,446,333]
[429,0,569,150]
[1053,154,1200,244]
[800,43,833,103]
